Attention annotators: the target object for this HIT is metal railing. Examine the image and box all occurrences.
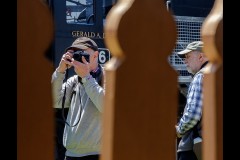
[169,16,205,83]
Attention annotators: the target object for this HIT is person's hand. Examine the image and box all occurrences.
[56,50,74,73]
[175,125,182,138]
[71,56,91,78]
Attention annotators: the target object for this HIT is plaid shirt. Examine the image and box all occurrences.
[176,71,203,136]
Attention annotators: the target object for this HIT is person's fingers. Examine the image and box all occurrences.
[62,54,72,62]
[81,56,89,64]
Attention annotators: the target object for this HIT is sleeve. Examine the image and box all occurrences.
[51,70,77,109]
[82,73,105,112]
[176,73,203,136]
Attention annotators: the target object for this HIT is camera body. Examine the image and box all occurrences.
[72,50,90,63]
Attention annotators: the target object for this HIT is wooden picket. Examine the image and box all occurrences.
[101,0,178,159]
[17,0,54,159]
[202,0,223,159]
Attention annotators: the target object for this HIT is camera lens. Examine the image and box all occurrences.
[73,50,90,63]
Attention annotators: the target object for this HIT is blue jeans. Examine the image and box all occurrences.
[177,150,198,160]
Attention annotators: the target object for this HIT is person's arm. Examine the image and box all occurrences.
[51,51,76,108]
[82,73,105,112]
[176,74,203,137]
[51,70,77,108]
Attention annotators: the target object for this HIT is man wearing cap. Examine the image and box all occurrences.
[51,37,105,160]
[175,41,208,160]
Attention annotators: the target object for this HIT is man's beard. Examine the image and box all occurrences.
[187,67,194,74]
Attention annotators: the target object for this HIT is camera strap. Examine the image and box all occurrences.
[62,65,103,127]
[61,68,80,127]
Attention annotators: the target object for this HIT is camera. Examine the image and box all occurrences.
[72,50,90,63]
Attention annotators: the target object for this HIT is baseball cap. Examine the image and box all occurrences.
[177,41,203,58]
[65,37,98,52]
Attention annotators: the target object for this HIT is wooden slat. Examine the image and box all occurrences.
[102,0,178,159]
[17,0,54,159]
[201,0,223,159]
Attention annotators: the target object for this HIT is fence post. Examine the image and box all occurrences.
[101,0,178,159]
[201,0,223,159]
[17,0,54,159]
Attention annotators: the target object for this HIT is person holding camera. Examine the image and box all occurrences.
[51,37,105,160]
[175,41,208,160]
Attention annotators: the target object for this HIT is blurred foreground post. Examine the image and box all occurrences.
[17,0,54,159]
[101,0,178,159]
[201,0,223,159]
